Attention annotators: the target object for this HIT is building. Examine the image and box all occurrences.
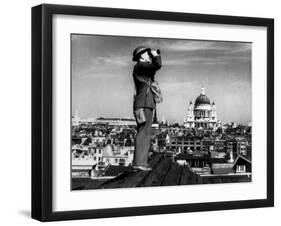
[184,85,221,130]
[226,137,248,161]
[91,136,106,145]
[226,139,236,162]
[210,154,251,175]
[233,155,251,173]
[93,117,136,126]
[72,110,81,127]
[169,136,203,153]
[102,144,134,166]
[151,108,160,129]
[202,138,214,151]
[235,137,247,156]
[214,139,225,152]
[72,144,97,178]
[89,146,103,163]
[211,163,234,175]
[175,153,211,174]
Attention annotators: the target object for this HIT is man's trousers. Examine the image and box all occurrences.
[133,107,154,167]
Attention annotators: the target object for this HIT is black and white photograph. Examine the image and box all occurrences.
[29,3,274,222]
[71,34,252,190]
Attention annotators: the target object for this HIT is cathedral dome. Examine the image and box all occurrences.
[195,94,211,107]
[194,86,212,111]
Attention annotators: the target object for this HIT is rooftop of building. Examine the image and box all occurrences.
[72,153,252,190]
[96,117,135,121]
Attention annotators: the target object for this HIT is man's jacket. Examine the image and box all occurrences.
[133,55,162,110]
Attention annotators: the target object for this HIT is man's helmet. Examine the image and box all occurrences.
[132,46,151,61]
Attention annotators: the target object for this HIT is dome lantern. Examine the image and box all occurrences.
[201,84,205,95]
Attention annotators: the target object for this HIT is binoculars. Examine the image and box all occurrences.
[149,49,161,56]
[155,49,161,54]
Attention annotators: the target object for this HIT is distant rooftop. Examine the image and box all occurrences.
[96,117,135,122]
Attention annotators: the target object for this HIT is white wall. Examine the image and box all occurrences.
[0,0,279,225]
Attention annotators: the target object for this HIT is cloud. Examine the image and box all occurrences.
[72,55,133,80]
[91,55,130,67]
[160,81,198,92]
[136,39,251,53]
[135,39,216,52]
[162,55,250,66]
[132,39,251,67]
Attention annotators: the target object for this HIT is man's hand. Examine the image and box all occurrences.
[150,49,160,57]
[139,51,152,63]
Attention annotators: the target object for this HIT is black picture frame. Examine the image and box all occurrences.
[32,3,274,222]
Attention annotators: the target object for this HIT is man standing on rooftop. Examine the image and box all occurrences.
[131,46,162,171]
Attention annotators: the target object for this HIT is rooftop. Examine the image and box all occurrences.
[71,153,251,190]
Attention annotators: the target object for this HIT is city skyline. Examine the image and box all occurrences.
[72,34,251,124]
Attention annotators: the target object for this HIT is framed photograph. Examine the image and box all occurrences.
[32,4,274,221]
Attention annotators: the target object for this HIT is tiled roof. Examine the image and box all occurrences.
[103,165,133,177]
[233,154,252,166]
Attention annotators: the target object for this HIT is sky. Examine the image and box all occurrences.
[72,34,252,124]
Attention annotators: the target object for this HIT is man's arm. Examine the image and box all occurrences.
[136,55,162,73]
[151,55,162,71]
